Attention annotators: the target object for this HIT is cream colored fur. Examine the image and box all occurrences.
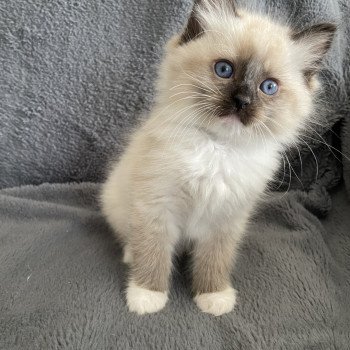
[101,1,335,316]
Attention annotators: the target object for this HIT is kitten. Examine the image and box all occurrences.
[101,0,335,316]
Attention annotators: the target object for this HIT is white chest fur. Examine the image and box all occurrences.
[178,138,280,238]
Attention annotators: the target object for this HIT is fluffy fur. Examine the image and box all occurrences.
[101,0,335,316]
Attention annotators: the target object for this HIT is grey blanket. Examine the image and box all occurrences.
[1,183,349,349]
[1,0,349,190]
[1,0,350,349]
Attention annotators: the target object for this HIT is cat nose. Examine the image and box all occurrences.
[233,95,251,111]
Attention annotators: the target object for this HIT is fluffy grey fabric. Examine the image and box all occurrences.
[0,183,349,349]
[0,0,349,191]
[1,1,350,349]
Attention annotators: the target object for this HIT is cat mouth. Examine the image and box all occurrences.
[219,113,240,119]
[218,113,244,125]
[217,110,255,127]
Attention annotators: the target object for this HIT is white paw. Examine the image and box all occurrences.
[194,287,237,316]
[126,282,168,315]
[122,246,133,264]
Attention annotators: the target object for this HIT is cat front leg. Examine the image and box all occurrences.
[126,211,179,315]
[192,222,246,316]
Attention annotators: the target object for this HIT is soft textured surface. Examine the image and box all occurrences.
[1,0,350,349]
[1,182,349,349]
[0,0,349,190]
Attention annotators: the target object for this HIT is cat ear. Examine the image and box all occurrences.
[292,23,336,76]
[179,0,204,45]
[179,0,239,45]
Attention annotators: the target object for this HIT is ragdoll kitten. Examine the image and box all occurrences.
[101,0,335,316]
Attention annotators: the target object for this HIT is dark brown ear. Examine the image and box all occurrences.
[179,0,204,45]
[179,0,239,45]
[292,23,336,76]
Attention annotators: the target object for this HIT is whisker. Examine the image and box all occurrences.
[171,81,217,96]
[257,119,304,189]
[279,152,292,199]
[300,126,350,163]
[276,153,287,190]
[168,90,222,102]
[264,116,320,181]
[296,138,319,182]
[181,70,223,97]
[145,95,209,129]
[165,104,211,152]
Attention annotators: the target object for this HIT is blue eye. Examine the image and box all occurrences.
[214,60,234,79]
[260,79,278,95]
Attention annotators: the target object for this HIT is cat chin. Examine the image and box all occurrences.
[218,119,245,135]
[217,114,242,125]
[205,119,285,149]
[206,115,249,140]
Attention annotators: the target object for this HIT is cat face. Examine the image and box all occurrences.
[157,0,335,145]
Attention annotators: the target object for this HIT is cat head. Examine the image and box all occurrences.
[156,0,336,146]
